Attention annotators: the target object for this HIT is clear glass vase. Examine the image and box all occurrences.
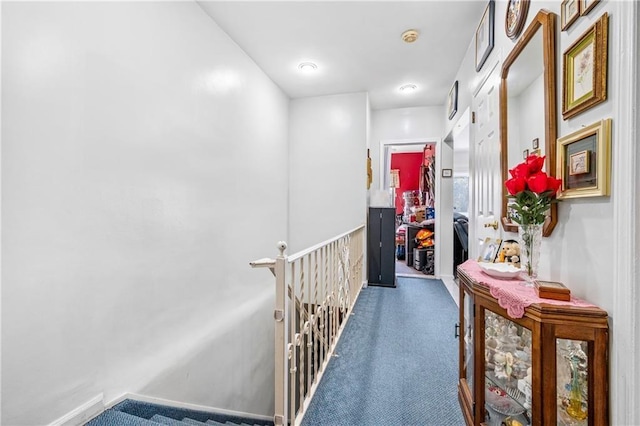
[518,223,543,282]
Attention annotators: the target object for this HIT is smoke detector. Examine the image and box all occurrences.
[401,29,419,43]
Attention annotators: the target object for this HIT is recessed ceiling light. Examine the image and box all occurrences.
[399,84,418,93]
[298,62,318,72]
[402,29,419,43]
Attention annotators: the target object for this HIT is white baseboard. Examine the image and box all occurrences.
[48,394,104,426]
[440,274,459,308]
[109,393,273,422]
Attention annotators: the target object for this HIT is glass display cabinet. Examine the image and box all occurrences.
[457,264,609,426]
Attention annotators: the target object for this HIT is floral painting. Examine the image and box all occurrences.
[562,12,608,119]
[572,42,594,100]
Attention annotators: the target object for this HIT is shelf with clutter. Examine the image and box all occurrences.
[391,144,438,275]
[390,143,436,226]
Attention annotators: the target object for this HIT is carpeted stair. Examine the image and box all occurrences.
[85,399,273,426]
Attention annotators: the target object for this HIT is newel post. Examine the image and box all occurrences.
[273,241,288,426]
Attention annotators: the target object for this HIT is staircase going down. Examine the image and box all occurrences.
[85,399,274,426]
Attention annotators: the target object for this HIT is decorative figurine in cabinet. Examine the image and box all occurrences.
[457,261,609,426]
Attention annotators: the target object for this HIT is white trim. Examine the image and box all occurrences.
[439,107,471,281]
[379,137,443,278]
[440,274,459,308]
[472,56,501,98]
[287,224,365,262]
[48,394,104,426]
[378,137,440,191]
[611,1,640,423]
[396,272,427,279]
[433,136,445,279]
[0,2,3,420]
[107,393,273,422]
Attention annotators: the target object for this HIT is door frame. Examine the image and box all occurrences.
[611,1,640,423]
[440,108,472,304]
[378,138,438,191]
[379,137,441,277]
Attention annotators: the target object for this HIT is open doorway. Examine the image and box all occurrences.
[451,111,470,275]
[379,139,439,278]
[441,108,471,302]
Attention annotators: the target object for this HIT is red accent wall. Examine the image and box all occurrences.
[390,152,423,214]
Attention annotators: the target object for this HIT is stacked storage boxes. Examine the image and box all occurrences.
[413,248,435,275]
[413,228,435,274]
[402,190,421,223]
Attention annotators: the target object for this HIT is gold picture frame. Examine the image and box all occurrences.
[562,12,608,120]
[556,118,611,199]
[478,237,502,263]
[580,0,600,16]
[561,0,580,31]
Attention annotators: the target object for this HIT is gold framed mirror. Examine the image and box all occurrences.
[500,9,558,237]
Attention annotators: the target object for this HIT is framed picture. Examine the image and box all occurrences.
[523,149,529,159]
[475,0,495,72]
[441,168,453,178]
[506,203,517,222]
[562,12,608,120]
[580,0,600,16]
[447,81,458,120]
[561,0,580,31]
[569,150,590,175]
[532,138,539,149]
[556,118,611,199]
[505,0,530,41]
[478,237,502,263]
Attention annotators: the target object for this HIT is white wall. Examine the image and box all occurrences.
[450,0,638,422]
[496,0,617,310]
[449,0,617,305]
[369,106,446,278]
[288,93,368,253]
[510,74,545,166]
[1,2,289,424]
[369,106,444,193]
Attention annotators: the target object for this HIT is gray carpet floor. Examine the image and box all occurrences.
[395,259,430,277]
[301,276,463,426]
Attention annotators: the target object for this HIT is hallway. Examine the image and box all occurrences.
[301,277,462,426]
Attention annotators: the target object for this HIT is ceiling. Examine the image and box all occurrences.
[197,1,487,110]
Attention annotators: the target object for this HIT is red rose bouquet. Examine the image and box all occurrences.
[505,154,562,225]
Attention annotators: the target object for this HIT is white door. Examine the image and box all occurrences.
[470,60,502,260]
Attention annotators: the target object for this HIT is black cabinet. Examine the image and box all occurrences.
[367,207,396,287]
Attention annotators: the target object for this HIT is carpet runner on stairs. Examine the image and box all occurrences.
[85,399,273,426]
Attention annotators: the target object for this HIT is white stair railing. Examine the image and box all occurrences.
[250,225,365,426]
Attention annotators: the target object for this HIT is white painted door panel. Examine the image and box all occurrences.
[472,62,502,258]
